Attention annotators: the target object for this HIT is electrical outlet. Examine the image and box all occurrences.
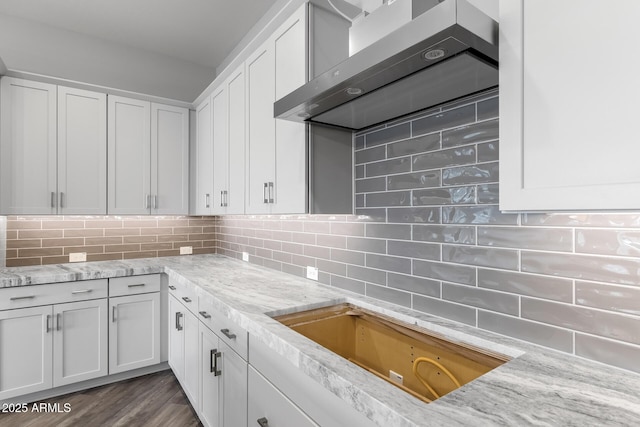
[179,246,193,255]
[389,370,403,386]
[69,252,87,263]
[306,266,319,281]
[242,252,249,262]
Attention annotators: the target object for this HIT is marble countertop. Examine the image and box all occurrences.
[1,254,639,426]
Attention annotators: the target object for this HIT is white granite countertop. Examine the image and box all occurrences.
[1,254,639,426]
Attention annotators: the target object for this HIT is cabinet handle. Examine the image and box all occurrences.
[205,193,210,208]
[220,328,237,340]
[224,190,228,207]
[128,283,146,288]
[257,417,269,427]
[220,190,224,207]
[50,192,56,208]
[168,285,176,290]
[268,182,274,204]
[210,349,221,376]
[10,295,35,301]
[176,312,183,331]
[199,311,211,319]
[112,306,117,323]
[59,192,64,209]
[263,183,268,204]
[71,289,93,294]
[153,195,158,209]
[182,296,192,303]
[46,315,52,333]
[56,313,62,331]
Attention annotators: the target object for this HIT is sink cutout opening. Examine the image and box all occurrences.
[274,303,510,403]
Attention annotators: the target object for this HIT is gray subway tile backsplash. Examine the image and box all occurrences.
[211,90,640,375]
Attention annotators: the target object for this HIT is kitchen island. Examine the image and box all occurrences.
[1,254,639,426]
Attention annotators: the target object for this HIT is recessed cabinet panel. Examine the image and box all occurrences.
[57,87,107,214]
[199,324,221,427]
[500,0,640,210]
[212,85,229,215]
[108,96,151,214]
[226,65,246,215]
[53,299,108,387]
[194,97,213,215]
[0,77,57,214]
[152,103,189,214]
[0,306,53,400]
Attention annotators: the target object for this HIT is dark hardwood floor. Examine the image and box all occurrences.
[0,370,202,427]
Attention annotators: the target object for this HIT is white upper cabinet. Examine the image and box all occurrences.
[108,95,189,215]
[1,78,107,215]
[151,103,189,214]
[212,84,229,214]
[57,86,107,214]
[500,0,640,210]
[194,96,214,215]
[246,4,307,214]
[1,78,57,214]
[108,96,151,214]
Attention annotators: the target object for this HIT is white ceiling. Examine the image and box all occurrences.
[0,0,279,101]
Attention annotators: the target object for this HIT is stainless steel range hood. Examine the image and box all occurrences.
[274,0,498,131]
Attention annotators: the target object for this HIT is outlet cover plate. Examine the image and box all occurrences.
[242,252,249,262]
[306,266,319,281]
[180,246,193,255]
[69,252,87,263]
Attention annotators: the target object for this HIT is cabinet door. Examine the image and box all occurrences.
[183,308,200,409]
[57,86,107,214]
[109,293,161,375]
[151,103,189,215]
[227,65,246,215]
[500,0,640,210]
[194,97,213,215]
[272,5,307,214]
[0,77,57,214]
[248,366,318,427]
[199,323,221,427]
[220,341,247,427]
[246,40,276,214]
[168,295,185,380]
[53,299,108,387]
[0,306,53,400]
[108,95,151,214]
[212,85,229,215]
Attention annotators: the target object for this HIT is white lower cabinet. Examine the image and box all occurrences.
[109,293,161,374]
[199,324,248,427]
[0,279,109,401]
[248,366,318,427]
[0,306,53,400]
[53,299,108,387]
[168,293,199,409]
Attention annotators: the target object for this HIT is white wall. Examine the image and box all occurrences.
[0,13,215,102]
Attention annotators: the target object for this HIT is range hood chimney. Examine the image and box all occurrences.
[274,0,498,131]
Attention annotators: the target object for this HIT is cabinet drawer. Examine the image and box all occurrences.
[199,291,248,360]
[168,279,197,315]
[0,279,108,310]
[248,366,318,427]
[109,274,161,297]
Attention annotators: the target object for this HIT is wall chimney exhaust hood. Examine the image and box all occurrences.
[274,0,498,131]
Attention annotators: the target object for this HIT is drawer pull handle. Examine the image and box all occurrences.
[71,289,93,294]
[199,311,211,319]
[257,417,269,427]
[56,313,62,331]
[10,295,35,301]
[168,285,176,290]
[210,349,222,376]
[46,315,52,333]
[220,328,236,340]
[128,284,146,288]
[176,312,183,331]
[112,306,117,322]
[182,297,192,303]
